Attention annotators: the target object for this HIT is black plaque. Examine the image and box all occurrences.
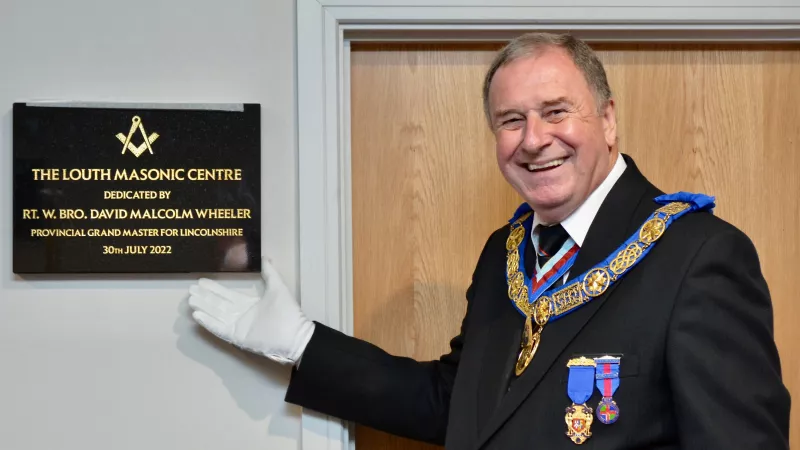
[13,103,261,273]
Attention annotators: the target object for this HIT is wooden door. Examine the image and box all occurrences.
[350,42,800,450]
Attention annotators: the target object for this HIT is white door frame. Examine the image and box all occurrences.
[295,1,800,448]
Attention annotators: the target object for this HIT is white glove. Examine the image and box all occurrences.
[187,258,315,364]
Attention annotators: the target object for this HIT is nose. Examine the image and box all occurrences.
[520,112,553,153]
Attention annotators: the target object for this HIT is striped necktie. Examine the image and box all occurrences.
[535,224,570,287]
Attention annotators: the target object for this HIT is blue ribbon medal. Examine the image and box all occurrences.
[595,356,621,424]
[565,357,596,445]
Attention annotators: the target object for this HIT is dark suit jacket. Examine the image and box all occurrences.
[285,155,791,449]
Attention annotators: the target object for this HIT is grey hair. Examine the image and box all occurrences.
[482,32,612,127]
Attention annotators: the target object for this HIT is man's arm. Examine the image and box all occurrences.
[667,228,791,449]
[284,299,470,445]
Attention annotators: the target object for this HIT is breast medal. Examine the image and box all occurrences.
[595,356,621,424]
[565,356,596,444]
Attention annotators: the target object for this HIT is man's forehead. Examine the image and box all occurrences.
[490,77,576,112]
[489,52,589,111]
[500,48,578,77]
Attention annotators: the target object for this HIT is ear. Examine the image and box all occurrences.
[601,99,617,148]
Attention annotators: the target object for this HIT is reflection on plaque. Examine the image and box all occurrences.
[13,103,261,273]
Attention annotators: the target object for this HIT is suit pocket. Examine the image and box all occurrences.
[619,354,638,378]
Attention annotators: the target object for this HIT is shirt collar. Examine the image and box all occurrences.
[531,153,627,247]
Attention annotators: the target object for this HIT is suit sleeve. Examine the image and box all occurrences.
[666,228,791,449]
[283,265,481,445]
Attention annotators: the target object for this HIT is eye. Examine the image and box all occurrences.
[494,115,525,131]
[544,108,568,122]
[504,118,521,124]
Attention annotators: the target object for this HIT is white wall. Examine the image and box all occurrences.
[0,0,301,449]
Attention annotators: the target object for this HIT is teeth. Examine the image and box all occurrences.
[528,158,566,171]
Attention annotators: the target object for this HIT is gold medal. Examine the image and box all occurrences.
[515,315,541,376]
[565,403,594,444]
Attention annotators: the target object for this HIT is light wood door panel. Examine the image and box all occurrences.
[350,42,800,450]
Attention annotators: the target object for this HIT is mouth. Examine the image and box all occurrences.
[525,158,567,173]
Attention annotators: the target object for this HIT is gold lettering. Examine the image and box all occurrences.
[61,168,111,181]
[187,168,242,181]
[87,229,121,237]
[30,229,86,237]
[130,209,193,219]
[115,169,131,181]
[32,168,245,181]
[122,228,159,237]
[59,209,86,219]
[194,209,251,219]
[114,168,186,181]
[90,209,128,219]
[32,168,60,180]
[179,228,244,237]
[103,191,158,200]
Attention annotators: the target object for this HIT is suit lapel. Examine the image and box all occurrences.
[475,231,538,428]
[474,155,662,449]
[475,297,524,429]
[571,157,658,277]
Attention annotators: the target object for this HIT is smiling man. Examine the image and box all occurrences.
[488,39,618,227]
[187,33,790,449]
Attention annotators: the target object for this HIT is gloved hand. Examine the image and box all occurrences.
[187,258,315,364]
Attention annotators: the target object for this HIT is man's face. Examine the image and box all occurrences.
[488,48,617,223]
